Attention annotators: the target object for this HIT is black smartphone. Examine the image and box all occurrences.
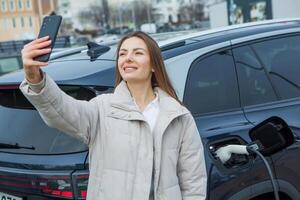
[34,15,62,62]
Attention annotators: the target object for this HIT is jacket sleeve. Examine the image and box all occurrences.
[178,114,207,200]
[19,73,100,146]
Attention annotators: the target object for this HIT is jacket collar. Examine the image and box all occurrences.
[110,81,188,116]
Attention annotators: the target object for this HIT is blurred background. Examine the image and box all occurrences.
[0,0,300,75]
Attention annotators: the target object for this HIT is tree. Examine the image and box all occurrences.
[178,0,205,23]
[109,0,153,29]
[102,0,110,28]
[78,4,104,30]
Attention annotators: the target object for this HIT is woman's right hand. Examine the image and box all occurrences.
[21,36,52,83]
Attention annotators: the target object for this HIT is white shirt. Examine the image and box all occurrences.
[142,95,159,132]
[134,94,159,132]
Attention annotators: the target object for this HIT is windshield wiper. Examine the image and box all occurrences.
[0,143,35,150]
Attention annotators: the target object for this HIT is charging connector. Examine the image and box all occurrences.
[215,142,279,200]
[215,145,249,163]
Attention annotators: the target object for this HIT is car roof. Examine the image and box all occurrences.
[159,18,300,47]
[160,18,300,59]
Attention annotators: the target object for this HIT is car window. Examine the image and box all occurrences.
[251,35,300,99]
[0,56,21,75]
[233,45,277,106]
[184,50,240,115]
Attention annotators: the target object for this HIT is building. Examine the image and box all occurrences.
[152,0,207,25]
[208,0,300,28]
[152,0,180,24]
[0,0,58,41]
[57,0,103,33]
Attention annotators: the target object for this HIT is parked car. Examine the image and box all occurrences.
[0,40,28,76]
[93,34,119,43]
[106,26,133,35]
[0,53,22,76]
[0,18,300,200]
[0,37,71,77]
[140,23,157,34]
[157,23,176,33]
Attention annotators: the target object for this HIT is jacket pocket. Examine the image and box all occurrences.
[161,184,182,200]
[100,169,134,200]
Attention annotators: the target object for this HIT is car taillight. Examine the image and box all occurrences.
[40,172,89,199]
[37,175,74,198]
[0,174,75,199]
[72,172,89,199]
[0,172,89,199]
[36,176,74,198]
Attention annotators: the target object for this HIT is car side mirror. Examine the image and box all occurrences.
[249,116,294,156]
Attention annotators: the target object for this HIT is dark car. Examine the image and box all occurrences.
[0,18,300,200]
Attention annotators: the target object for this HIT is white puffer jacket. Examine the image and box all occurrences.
[20,74,207,200]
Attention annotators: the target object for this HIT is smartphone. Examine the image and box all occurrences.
[34,15,62,62]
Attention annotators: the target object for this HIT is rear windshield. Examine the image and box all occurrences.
[0,85,96,109]
[0,85,111,154]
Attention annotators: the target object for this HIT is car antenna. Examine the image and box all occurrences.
[87,42,110,62]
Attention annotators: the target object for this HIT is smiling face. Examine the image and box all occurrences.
[117,37,153,85]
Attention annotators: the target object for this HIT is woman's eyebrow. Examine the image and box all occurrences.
[119,48,146,52]
[133,48,146,51]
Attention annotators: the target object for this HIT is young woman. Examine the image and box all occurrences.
[20,31,207,200]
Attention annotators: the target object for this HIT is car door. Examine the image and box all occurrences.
[182,47,255,200]
[232,33,300,199]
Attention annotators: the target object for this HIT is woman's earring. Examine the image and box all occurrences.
[152,68,155,72]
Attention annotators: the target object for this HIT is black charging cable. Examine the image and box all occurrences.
[247,146,280,200]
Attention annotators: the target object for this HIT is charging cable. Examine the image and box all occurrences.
[215,143,280,200]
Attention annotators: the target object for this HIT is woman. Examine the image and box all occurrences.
[20,31,207,200]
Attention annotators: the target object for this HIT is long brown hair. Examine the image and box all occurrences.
[115,31,179,102]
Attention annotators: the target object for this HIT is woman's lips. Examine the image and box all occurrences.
[123,66,138,73]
